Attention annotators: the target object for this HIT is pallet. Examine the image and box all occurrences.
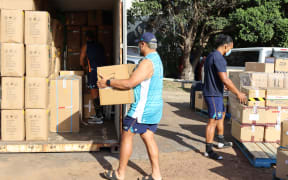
[234,139,279,168]
[0,120,120,153]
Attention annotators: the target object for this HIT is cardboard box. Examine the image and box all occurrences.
[240,72,268,90]
[55,55,61,77]
[84,93,96,118]
[1,43,25,76]
[26,44,51,77]
[229,71,242,90]
[25,77,49,109]
[266,88,288,107]
[276,148,288,179]
[25,11,51,45]
[66,52,81,70]
[25,109,49,141]
[50,76,82,132]
[88,10,102,26]
[264,125,281,143]
[1,77,24,109]
[231,119,264,142]
[268,73,284,88]
[66,26,81,52]
[281,120,288,147]
[0,0,43,10]
[66,12,87,25]
[275,59,288,72]
[229,93,266,125]
[60,71,84,77]
[245,62,274,73]
[195,91,207,110]
[241,86,266,107]
[81,26,97,46]
[97,64,136,105]
[1,110,25,141]
[265,107,288,125]
[0,9,24,43]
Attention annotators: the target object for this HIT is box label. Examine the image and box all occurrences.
[249,114,259,121]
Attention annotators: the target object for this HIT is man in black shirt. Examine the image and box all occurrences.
[203,34,246,160]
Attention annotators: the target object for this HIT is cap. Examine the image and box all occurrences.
[137,32,157,44]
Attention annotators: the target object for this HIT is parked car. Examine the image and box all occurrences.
[127,46,143,64]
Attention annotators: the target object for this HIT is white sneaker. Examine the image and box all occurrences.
[88,117,103,125]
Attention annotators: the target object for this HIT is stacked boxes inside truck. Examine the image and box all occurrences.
[0,9,25,141]
[229,60,288,144]
[0,0,123,153]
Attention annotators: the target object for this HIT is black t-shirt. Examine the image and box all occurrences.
[86,41,106,69]
[203,50,227,97]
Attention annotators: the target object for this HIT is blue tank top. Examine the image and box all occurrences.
[86,41,106,70]
[127,52,164,124]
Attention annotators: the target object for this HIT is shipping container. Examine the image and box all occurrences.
[0,0,128,153]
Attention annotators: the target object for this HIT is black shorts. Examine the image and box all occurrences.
[87,69,98,89]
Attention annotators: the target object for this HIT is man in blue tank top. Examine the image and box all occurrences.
[80,31,106,124]
[98,32,163,180]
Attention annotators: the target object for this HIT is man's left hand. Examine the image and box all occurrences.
[97,74,108,88]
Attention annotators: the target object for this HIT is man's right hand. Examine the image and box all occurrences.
[237,92,247,104]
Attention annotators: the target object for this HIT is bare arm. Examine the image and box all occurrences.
[97,59,154,90]
[218,72,246,103]
[80,45,87,68]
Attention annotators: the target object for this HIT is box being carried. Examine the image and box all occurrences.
[0,9,24,43]
[245,62,274,73]
[97,64,136,105]
[50,76,82,133]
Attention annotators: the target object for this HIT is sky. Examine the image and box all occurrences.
[126,0,134,9]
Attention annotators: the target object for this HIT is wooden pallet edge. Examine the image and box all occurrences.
[0,142,120,153]
[256,143,276,160]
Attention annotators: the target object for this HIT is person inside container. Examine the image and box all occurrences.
[98,32,163,180]
[80,31,106,125]
[203,34,246,160]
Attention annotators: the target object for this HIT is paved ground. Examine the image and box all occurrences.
[0,81,274,180]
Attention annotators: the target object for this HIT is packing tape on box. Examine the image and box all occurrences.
[255,90,259,98]
[251,125,255,132]
[267,96,288,100]
[248,98,265,102]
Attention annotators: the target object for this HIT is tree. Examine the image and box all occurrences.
[229,0,288,47]
[128,0,242,80]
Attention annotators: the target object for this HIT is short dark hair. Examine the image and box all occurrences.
[215,34,233,48]
[86,31,95,40]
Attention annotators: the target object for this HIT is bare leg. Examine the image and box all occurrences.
[216,112,226,136]
[116,130,135,179]
[206,118,218,143]
[140,130,162,180]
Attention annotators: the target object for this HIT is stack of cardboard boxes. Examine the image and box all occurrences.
[229,60,288,143]
[0,9,26,141]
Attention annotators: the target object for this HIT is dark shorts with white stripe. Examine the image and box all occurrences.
[123,116,158,134]
[204,96,225,120]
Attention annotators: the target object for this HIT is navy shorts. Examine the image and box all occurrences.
[87,69,98,89]
[123,116,158,134]
[204,96,225,120]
